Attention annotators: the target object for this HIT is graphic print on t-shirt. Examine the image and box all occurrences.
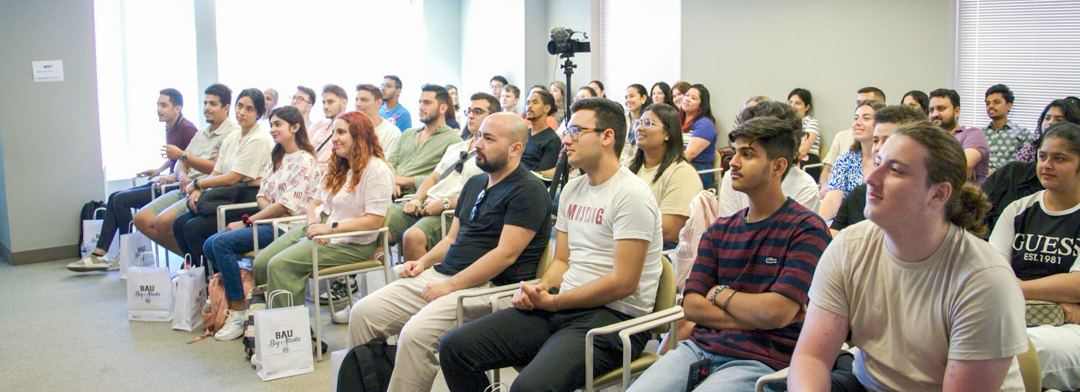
[565,203,604,225]
[1008,197,1080,280]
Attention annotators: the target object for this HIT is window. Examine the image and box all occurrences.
[94,0,199,180]
[215,0,426,126]
[956,0,1080,131]
[599,0,681,108]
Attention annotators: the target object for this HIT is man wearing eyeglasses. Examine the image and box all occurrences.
[522,90,561,178]
[379,75,412,131]
[439,98,664,392]
[290,85,316,128]
[306,84,348,168]
[347,112,553,392]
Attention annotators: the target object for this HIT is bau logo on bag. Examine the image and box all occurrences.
[269,329,301,350]
[134,285,162,300]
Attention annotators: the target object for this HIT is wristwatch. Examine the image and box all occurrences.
[331,222,339,232]
[443,198,451,210]
[192,178,200,190]
[707,285,728,305]
[180,152,189,163]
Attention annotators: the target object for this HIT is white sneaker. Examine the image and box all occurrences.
[107,256,120,271]
[67,254,110,272]
[332,305,351,324]
[214,309,246,341]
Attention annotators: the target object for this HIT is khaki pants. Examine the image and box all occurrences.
[347,267,495,392]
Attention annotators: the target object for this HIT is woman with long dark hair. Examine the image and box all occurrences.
[990,122,1080,391]
[671,81,691,108]
[680,84,718,188]
[254,111,394,308]
[1015,99,1080,162]
[902,90,930,113]
[629,103,702,248]
[789,88,822,179]
[201,106,319,340]
[651,82,674,106]
[621,84,651,166]
[444,84,460,130]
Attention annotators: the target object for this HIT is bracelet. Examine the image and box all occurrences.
[707,285,726,305]
[720,289,737,311]
[241,214,252,227]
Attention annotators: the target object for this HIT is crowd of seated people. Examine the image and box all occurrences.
[76,72,1080,391]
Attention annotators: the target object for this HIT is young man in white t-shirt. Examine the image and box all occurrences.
[307,84,348,167]
[439,98,664,392]
[355,83,400,156]
[788,121,1028,391]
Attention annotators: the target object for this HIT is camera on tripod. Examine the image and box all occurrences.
[547,27,590,57]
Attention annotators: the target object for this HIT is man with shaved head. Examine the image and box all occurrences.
[346,112,552,392]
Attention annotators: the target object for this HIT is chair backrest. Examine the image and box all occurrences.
[648,256,677,334]
[535,240,553,278]
[1018,338,1041,392]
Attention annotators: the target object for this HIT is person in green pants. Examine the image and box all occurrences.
[254,110,394,308]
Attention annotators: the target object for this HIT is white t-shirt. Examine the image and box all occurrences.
[810,221,1027,392]
[823,129,854,165]
[374,119,401,160]
[314,157,394,244]
[426,140,482,201]
[213,124,274,181]
[555,166,664,317]
[717,166,821,217]
[256,151,320,215]
[184,117,240,179]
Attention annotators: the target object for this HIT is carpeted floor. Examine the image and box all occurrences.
[0,256,478,392]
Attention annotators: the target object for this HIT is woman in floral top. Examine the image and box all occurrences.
[819,100,885,221]
[202,106,319,341]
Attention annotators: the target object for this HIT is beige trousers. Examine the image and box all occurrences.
[347,266,496,392]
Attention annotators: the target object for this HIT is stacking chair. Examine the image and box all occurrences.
[309,205,395,361]
[478,255,681,391]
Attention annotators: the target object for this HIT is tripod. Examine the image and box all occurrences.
[548,55,577,201]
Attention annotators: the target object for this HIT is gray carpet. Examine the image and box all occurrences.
[0,257,472,392]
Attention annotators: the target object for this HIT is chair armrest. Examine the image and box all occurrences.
[754,367,790,392]
[802,163,824,170]
[216,202,259,232]
[440,210,454,238]
[695,167,724,174]
[585,306,685,392]
[311,227,390,273]
[454,280,539,326]
[249,214,304,254]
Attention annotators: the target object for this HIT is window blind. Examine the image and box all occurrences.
[956,0,1080,132]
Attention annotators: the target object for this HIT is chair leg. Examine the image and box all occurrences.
[314,279,326,362]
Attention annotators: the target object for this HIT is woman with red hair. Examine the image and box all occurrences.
[254,111,394,309]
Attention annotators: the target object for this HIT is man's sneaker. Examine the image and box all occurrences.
[107,256,121,271]
[319,277,358,305]
[214,309,246,341]
[67,254,110,272]
[332,305,351,324]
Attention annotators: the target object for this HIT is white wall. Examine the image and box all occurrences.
[0,0,105,262]
[546,0,593,92]
[681,0,951,144]
[461,0,526,98]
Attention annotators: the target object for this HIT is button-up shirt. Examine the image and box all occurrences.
[984,120,1030,172]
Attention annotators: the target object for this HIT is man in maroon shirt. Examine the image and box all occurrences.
[68,88,198,272]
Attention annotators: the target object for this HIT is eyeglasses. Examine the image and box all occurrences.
[470,188,487,221]
[564,126,601,141]
[632,118,660,130]
[465,108,489,117]
[291,95,309,104]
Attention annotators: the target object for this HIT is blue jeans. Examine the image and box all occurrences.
[202,225,276,302]
[627,340,777,392]
[691,161,714,189]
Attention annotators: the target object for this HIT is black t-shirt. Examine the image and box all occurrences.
[992,192,1080,281]
[434,165,553,285]
[982,161,1043,232]
[831,184,867,232]
[521,127,561,172]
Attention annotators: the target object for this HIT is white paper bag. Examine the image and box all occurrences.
[329,348,347,392]
[119,224,153,279]
[80,208,120,260]
[254,290,314,381]
[127,263,174,322]
[172,265,206,331]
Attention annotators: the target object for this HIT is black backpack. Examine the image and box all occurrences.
[337,337,396,392]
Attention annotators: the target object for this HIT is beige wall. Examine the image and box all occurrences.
[681,0,951,147]
[0,0,105,262]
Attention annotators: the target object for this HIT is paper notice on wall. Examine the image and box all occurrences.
[32,60,64,82]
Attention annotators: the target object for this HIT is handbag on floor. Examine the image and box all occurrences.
[119,223,153,279]
[172,260,207,332]
[253,290,315,381]
[80,206,119,260]
[127,257,174,322]
[243,285,269,359]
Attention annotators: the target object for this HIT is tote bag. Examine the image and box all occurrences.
[127,260,174,322]
[254,290,314,381]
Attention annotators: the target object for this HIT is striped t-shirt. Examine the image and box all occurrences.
[684,198,831,370]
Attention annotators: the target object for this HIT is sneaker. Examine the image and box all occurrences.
[319,277,358,305]
[107,256,120,271]
[332,305,351,324]
[214,309,246,341]
[67,254,110,272]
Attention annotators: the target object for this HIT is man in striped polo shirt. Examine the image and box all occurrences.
[628,116,831,391]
